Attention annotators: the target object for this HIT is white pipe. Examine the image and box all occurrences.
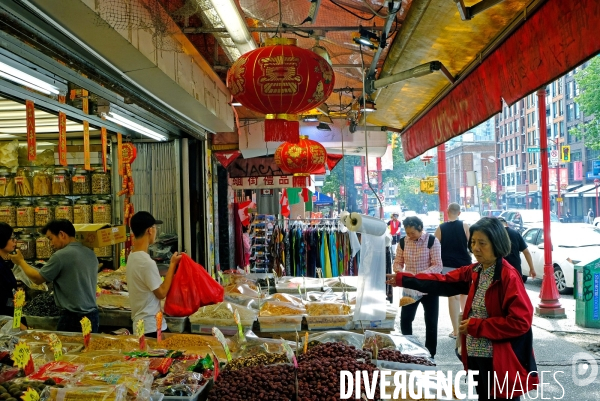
[182,138,192,255]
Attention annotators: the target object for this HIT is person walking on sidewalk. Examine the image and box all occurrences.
[434,203,471,340]
[387,213,401,256]
[393,216,442,358]
[387,217,538,401]
[498,217,536,283]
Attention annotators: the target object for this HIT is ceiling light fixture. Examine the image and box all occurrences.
[0,58,66,96]
[352,27,379,49]
[303,116,319,122]
[98,105,168,141]
[317,122,331,131]
[208,0,258,56]
[367,61,455,94]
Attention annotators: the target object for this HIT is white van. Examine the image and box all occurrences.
[383,205,402,221]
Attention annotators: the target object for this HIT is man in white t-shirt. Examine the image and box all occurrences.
[126,211,182,337]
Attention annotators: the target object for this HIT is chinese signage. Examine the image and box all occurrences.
[549,168,568,187]
[231,176,297,189]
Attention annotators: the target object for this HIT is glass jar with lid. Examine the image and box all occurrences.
[16,234,35,260]
[14,168,33,197]
[0,169,15,197]
[16,201,35,227]
[92,199,112,224]
[72,169,91,195]
[35,200,55,227]
[36,236,54,259]
[32,169,52,196]
[52,168,71,196]
[91,168,111,195]
[73,198,92,224]
[0,201,16,226]
[55,199,73,222]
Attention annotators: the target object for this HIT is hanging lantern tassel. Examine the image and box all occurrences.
[265,115,300,143]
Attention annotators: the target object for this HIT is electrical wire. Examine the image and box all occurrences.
[362,0,388,19]
[328,0,382,21]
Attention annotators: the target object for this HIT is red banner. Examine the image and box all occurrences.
[101,127,108,172]
[58,112,67,166]
[26,100,36,161]
[117,133,123,176]
[83,121,91,170]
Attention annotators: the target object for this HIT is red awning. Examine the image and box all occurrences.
[401,0,600,160]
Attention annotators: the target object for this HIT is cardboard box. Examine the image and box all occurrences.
[73,224,126,248]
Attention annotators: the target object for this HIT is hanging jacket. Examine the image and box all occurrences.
[395,258,539,399]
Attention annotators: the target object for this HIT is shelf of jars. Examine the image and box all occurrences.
[0,165,116,261]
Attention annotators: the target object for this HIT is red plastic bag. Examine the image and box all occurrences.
[164,254,224,317]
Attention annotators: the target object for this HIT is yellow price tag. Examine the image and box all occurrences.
[21,387,40,401]
[47,334,63,361]
[12,341,31,370]
[80,317,92,336]
[13,289,25,308]
[136,319,145,337]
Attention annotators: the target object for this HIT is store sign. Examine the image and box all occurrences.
[26,100,36,161]
[549,168,568,187]
[101,127,108,172]
[83,121,91,170]
[231,176,297,189]
[58,112,67,166]
[227,156,286,177]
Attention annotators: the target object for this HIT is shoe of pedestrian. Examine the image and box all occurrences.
[449,332,457,339]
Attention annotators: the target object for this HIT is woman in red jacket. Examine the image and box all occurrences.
[387,217,539,401]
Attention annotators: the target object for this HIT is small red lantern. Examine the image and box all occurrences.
[227,37,335,143]
[274,136,327,187]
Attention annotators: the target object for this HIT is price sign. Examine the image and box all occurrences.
[80,317,92,348]
[233,310,245,342]
[281,340,298,368]
[47,334,63,361]
[13,289,25,329]
[212,328,232,362]
[21,387,40,401]
[156,312,163,343]
[12,341,34,374]
[136,320,146,350]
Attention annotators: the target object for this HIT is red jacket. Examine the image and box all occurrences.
[396,258,539,398]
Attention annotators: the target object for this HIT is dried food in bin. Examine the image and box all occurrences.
[258,301,306,316]
[188,301,257,322]
[23,292,63,317]
[33,170,52,196]
[14,169,32,196]
[305,302,351,316]
[266,293,303,305]
[51,169,71,195]
[40,384,133,401]
[223,352,288,371]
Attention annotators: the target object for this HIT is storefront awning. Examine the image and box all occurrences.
[313,192,334,206]
[565,184,597,197]
[400,0,600,160]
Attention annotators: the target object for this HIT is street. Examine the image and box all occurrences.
[392,278,600,400]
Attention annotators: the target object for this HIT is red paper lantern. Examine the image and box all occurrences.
[227,37,335,143]
[274,136,327,187]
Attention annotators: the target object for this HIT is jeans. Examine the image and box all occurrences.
[467,357,521,401]
[57,309,99,333]
[400,294,439,357]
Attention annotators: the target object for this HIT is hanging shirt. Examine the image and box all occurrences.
[256,189,280,215]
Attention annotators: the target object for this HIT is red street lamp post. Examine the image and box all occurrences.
[595,179,600,218]
[536,89,565,318]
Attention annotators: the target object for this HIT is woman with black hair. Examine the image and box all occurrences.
[0,223,25,327]
[387,217,539,401]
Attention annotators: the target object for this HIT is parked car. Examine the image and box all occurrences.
[593,217,600,226]
[482,209,503,217]
[460,211,481,226]
[501,209,560,233]
[520,223,600,294]
[417,214,439,234]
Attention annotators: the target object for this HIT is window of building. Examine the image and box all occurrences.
[559,99,564,116]
[552,102,558,118]
[575,103,580,119]
[567,104,574,121]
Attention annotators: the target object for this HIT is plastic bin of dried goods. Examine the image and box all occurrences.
[72,168,91,195]
[14,168,33,196]
[93,199,112,224]
[35,200,55,227]
[189,302,257,335]
[92,168,111,195]
[36,236,54,259]
[165,316,188,333]
[17,200,35,227]
[304,302,353,330]
[0,169,15,197]
[52,168,71,195]
[257,301,305,332]
[16,233,35,260]
[55,199,73,222]
[0,201,16,226]
[32,169,52,196]
[73,198,92,224]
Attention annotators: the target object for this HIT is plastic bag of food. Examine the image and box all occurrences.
[266,293,303,305]
[306,331,365,350]
[67,350,126,365]
[29,361,83,384]
[13,266,48,291]
[40,384,131,401]
[258,301,306,317]
[0,140,18,168]
[188,302,257,325]
[223,283,261,297]
[363,331,431,358]
[305,302,351,316]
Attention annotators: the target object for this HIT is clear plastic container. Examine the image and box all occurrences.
[92,199,112,224]
[16,234,35,260]
[0,170,15,197]
[72,169,91,195]
[258,316,303,332]
[52,168,71,196]
[0,201,16,226]
[32,170,52,196]
[305,315,353,331]
[36,236,54,259]
[16,200,35,227]
[92,168,111,195]
[73,199,92,224]
[55,200,73,222]
[35,201,55,227]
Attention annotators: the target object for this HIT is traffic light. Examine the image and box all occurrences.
[560,145,571,162]
[391,133,398,149]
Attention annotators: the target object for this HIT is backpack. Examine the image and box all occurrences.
[399,234,436,251]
